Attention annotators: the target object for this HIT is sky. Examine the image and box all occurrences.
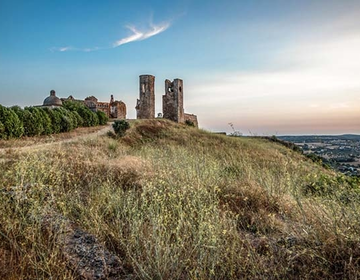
[0,0,359,135]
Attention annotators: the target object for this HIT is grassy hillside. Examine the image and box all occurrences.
[1,119,359,279]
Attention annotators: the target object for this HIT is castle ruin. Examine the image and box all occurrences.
[136,75,155,119]
[163,78,198,127]
[163,79,184,123]
[40,74,197,125]
[82,95,126,119]
[53,94,127,119]
[135,75,198,126]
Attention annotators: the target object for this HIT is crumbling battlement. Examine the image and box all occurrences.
[61,95,127,119]
[162,78,198,127]
[163,79,184,123]
[136,75,155,119]
[184,113,198,127]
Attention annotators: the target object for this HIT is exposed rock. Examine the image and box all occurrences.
[43,213,125,280]
[60,228,123,279]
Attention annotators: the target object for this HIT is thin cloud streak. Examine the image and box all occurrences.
[51,20,171,52]
[50,46,73,52]
[113,22,170,47]
[113,26,143,47]
[50,46,101,52]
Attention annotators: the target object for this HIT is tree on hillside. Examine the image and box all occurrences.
[0,105,24,139]
[97,111,108,125]
[22,109,39,136]
[0,121,5,135]
[38,108,53,135]
[63,100,99,127]
[43,107,62,134]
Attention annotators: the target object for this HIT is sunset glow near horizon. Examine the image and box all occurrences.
[0,0,359,135]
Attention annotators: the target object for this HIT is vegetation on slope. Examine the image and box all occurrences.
[0,119,359,279]
[0,101,108,139]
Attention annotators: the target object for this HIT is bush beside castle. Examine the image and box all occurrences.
[0,101,108,139]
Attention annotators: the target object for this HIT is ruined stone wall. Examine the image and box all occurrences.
[136,75,155,119]
[110,101,126,119]
[184,113,198,128]
[63,95,126,119]
[96,102,110,117]
[162,79,184,123]
[84,100,97,113]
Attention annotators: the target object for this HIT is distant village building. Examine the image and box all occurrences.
[64,94,127,119]
[41,90,127,119]
[42,90,63,108]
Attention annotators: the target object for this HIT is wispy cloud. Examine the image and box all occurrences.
[50,46,73,52]
[113,22,170,47]
[51,19,171,52]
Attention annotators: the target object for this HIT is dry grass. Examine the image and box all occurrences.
[0,124,109,149]
[0,119,359,279]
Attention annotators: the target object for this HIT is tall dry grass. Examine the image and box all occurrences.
[0,119,359,279]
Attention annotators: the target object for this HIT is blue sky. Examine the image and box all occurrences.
[1,0,360,135]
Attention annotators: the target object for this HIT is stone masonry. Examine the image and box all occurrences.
[136,75,155,119]
[163,79,185,123]
[162,77,198,127]
[61,95,127,119]
[184,113,198,127]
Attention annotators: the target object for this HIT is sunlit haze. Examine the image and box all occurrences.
[1,0,359,135]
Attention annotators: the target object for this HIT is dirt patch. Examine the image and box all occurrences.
[0,124,112,155]
[0,125,111,150]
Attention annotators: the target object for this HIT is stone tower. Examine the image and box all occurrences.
[136,75,155,119]
[163,78,184,123]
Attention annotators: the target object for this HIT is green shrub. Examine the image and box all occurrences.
[112,120,130,137]
[45,106,82,134]
[62,100,81,111]
[20,107,53,136]
[26,107,45,135]
[61,115,72,132]
[72,111,84,127]
[69,111,79,129]
[97,111,108,125]
[8,107,24,138]
[44,108,62,134]
[63,100,99,127]
[0,121,4,135]
[0,105,24,139]
[38,108,53,135]
[0,100,104,139]
[11,106,24,120]
[56,108,74,132]
[90,111,99,127]
[22,109,39,136]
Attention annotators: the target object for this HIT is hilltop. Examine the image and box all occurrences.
[0,119,359,279]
